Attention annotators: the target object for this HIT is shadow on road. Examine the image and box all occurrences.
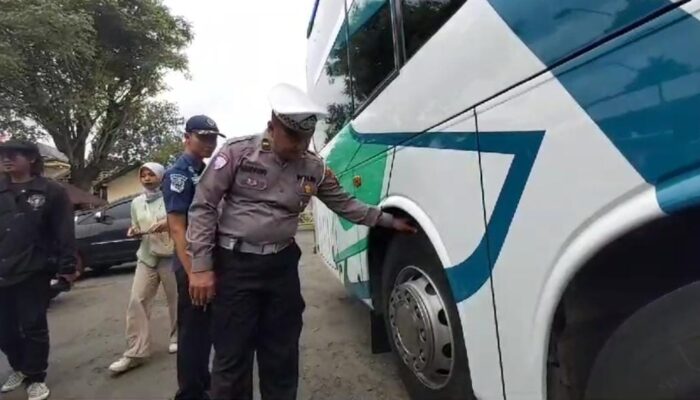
[81,263,137,280]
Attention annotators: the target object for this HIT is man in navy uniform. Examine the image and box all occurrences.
[162,115,224,400]
[187,84,416,400]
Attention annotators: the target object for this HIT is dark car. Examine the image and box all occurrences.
[74,196,140,273]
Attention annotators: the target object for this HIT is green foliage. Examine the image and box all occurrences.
[0,0,192,188]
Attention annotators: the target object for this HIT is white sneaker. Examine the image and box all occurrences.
[1,371,25,393]
[168,343,178,354]
[108,357,143,374]
[27,382,50,400]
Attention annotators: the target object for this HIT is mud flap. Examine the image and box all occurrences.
[371,310,391,354]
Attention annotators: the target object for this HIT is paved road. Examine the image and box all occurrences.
[0,231,408,400]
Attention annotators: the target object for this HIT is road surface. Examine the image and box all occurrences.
[0,231,408,400]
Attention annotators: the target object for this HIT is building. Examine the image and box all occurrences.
[94,165,142,203]
[38,143,71,181]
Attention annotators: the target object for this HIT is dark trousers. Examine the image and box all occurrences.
[174,267,213,400]
[211,243,305,400]
[0,273,51,383]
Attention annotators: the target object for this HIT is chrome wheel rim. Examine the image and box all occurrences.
[388,266,455,389]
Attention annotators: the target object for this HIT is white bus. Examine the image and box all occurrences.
[306,0,700,399]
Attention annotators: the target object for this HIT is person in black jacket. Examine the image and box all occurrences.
[0,140,76,400]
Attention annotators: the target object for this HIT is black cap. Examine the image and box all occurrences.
[0,139,40,155]
[185,115,225,137]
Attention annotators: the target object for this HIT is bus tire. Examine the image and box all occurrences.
[381,233,475,400]
[585,281,700,400]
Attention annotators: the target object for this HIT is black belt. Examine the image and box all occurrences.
[217,236,292,255]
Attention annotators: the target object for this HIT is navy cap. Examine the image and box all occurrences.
[185,115,225,137]
[0,139,40,155]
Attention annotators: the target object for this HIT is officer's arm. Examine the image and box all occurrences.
[187,146,238,273]
[168,214,191,274]
[163,171,195,275]
[316,166,394,227]
[49,184,77,275]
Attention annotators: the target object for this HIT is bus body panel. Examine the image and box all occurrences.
[478,1,700,397]
[388,112,505,399]
[475,72,647,397]
[308,0,700,398]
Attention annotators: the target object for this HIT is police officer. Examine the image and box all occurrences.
[186,84,416,400]
[0,140,76,400]
[162,116,225,400]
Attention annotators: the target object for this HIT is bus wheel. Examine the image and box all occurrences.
[585,281,700,400]
[381,234,475,400]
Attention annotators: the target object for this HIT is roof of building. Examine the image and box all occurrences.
[37,143,69,163]
[94,164,140,186]
[58,182,107,208]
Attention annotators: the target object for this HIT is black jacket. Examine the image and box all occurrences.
[0,176,76,283]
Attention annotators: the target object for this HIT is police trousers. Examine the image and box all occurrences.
[0,272,51,383]
[174,266,212,400]
[211,243,304,400]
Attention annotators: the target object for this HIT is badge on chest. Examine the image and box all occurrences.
[297,174,317,197]
[26,194,46,210]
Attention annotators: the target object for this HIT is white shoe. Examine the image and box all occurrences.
[1,371,25,393]
[168,343,178,354]
[108,357,142,374]
[27,382,50,400]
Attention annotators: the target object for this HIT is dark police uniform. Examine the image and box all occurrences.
[0,159,76,385]
[186,84,395,400]
[162,151,212,400]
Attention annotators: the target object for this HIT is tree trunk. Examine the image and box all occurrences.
[69,165,100,192]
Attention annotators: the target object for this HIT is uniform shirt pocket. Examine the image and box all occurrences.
[295,180,318,211]
[235,173,268,191]
[296,180,318,197]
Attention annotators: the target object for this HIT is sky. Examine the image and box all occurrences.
[162,0,316,138]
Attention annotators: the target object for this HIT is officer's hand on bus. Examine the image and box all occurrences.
[392,217,418,234]
[189,270,216,306]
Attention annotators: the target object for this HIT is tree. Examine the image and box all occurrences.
[0,0,192,189]
[105,101,184,170]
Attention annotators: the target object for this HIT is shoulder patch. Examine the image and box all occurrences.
[213,154,229,170]
[169,173,188,193]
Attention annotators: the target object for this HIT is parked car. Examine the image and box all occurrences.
[75,196,139,273]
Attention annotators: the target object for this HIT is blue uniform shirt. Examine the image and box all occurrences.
[163,153,205,215]
[162,153,205,270]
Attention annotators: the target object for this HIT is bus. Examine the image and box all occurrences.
[306,0,700,399]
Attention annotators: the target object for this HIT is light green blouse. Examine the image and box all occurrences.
[131,193,169,267]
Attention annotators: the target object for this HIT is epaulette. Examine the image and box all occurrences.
[223,134,257,147]
[304,149,323,162]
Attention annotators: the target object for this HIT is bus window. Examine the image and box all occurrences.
[401,0,466,61]
[313,17,354,149]
[347,0,397,107]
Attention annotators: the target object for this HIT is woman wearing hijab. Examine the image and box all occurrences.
[109,162,178,374]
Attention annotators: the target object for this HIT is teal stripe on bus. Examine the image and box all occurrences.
[488,0,700,210]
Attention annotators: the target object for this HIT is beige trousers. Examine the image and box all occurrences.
[124,258,178,359]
